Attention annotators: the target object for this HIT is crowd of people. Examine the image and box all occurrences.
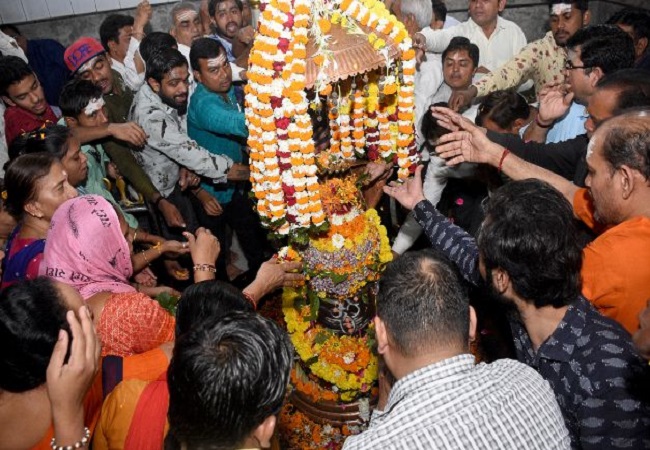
[0,0,649,448]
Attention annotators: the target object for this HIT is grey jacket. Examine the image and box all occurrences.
[129,83,232,197]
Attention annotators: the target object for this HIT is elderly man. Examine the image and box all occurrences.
[342,250,570,449]
[384,170,650,447]
[413,0,527,77]
[435,107,650,337]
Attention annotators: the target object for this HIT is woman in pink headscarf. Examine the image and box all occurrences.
[41,195,220,357]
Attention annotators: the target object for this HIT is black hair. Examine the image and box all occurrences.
[431,0,447,23]
[145,48,188,83]
[174,280,253,338]
[477,179,583,308]
[566,25,635,75]
[548,0,588,12]
[139,32,178,64]
[421,101,450,144]
[59,78,104,119]
[0,277,71,393]
[189,37,227,72]
[442,36,479,67]
[376,249,470,356]
[166,311,293,450]
[607,7,650,45]
[0,55,35,97]
[8,124,71,161]
[4,153,59,219]
[99,14,135,51]
[0,24,21,36]
[475,89,530,129]
[597,69,650,116]
[208,0,243,17]
[600,110,650,180]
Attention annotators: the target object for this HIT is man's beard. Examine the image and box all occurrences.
[485,269,521,323]
[159,91,188,115]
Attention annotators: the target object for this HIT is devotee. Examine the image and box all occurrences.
[99,0,152,91]
[449,0,591,112]
[0,55,58,148]
[523,24,634,144]
[393,37,480,255]
[607,7,650,71]
[165,311,293,449]
[384,174,650,447]
[64,37,187,230]
[343,249,570,449]
[1,153,76,288]
[434,108,650,336]
[413,0,527,77]
[207,0,253,76]
[0,24,70,110]
[58,79,138,228]
[131,47,249,241]
[428,37,480,120]
[441,69,650,188]
[0,32,27,176]
[188,37,268,279]
[40,195,213,356]
[474,89,534,134]
[94,263,304,449]
[170,1,202,90]
[634,301,650,360]
[0,277,170,449]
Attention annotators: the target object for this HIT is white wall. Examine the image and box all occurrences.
[0,0,177,24]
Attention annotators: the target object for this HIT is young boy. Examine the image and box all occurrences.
[58,78,138,228]
[0,56,58,147]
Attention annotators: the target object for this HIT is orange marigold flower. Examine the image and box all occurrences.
[318,18,331,33]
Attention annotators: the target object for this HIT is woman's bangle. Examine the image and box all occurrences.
[193,263,216,273]
[132,229,138,243]
[50,426,90,450]
[153,242,163,256]
[242,290,257,309]
[498,148,511,173]
[535,115,553,129]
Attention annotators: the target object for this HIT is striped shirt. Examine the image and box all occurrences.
[342,354,570,450]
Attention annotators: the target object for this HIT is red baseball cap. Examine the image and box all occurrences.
[64,37,106,74]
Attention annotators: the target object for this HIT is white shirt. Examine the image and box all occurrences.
[420,17,527,73]
[444,15,461,29]
[110,37,144,91]
[415,52,443,147]
[342,355,570,450]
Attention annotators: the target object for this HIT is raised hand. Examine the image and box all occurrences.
[382,165,426,210]
[108,122,147,147]
[434,112,503,166]
[448,86,478,112]
[537,82,574,126]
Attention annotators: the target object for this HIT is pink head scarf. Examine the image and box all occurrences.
[41,195,135,300]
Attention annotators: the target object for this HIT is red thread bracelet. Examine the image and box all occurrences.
[242,291,257,310]
[498,149,511,173]
[535,115,552,129]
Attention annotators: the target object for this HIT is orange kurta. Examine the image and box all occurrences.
[574,189,650,334]
[31,347,169,450]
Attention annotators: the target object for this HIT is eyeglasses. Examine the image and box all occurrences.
[564,60,592,71]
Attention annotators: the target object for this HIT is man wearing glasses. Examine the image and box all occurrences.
[524,24,634,143]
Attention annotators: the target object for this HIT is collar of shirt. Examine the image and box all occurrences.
[379,354,476,418]
[517,296,590,365]
[141,82,180,119]
[467,16,507,37]
[195,83,240,111]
